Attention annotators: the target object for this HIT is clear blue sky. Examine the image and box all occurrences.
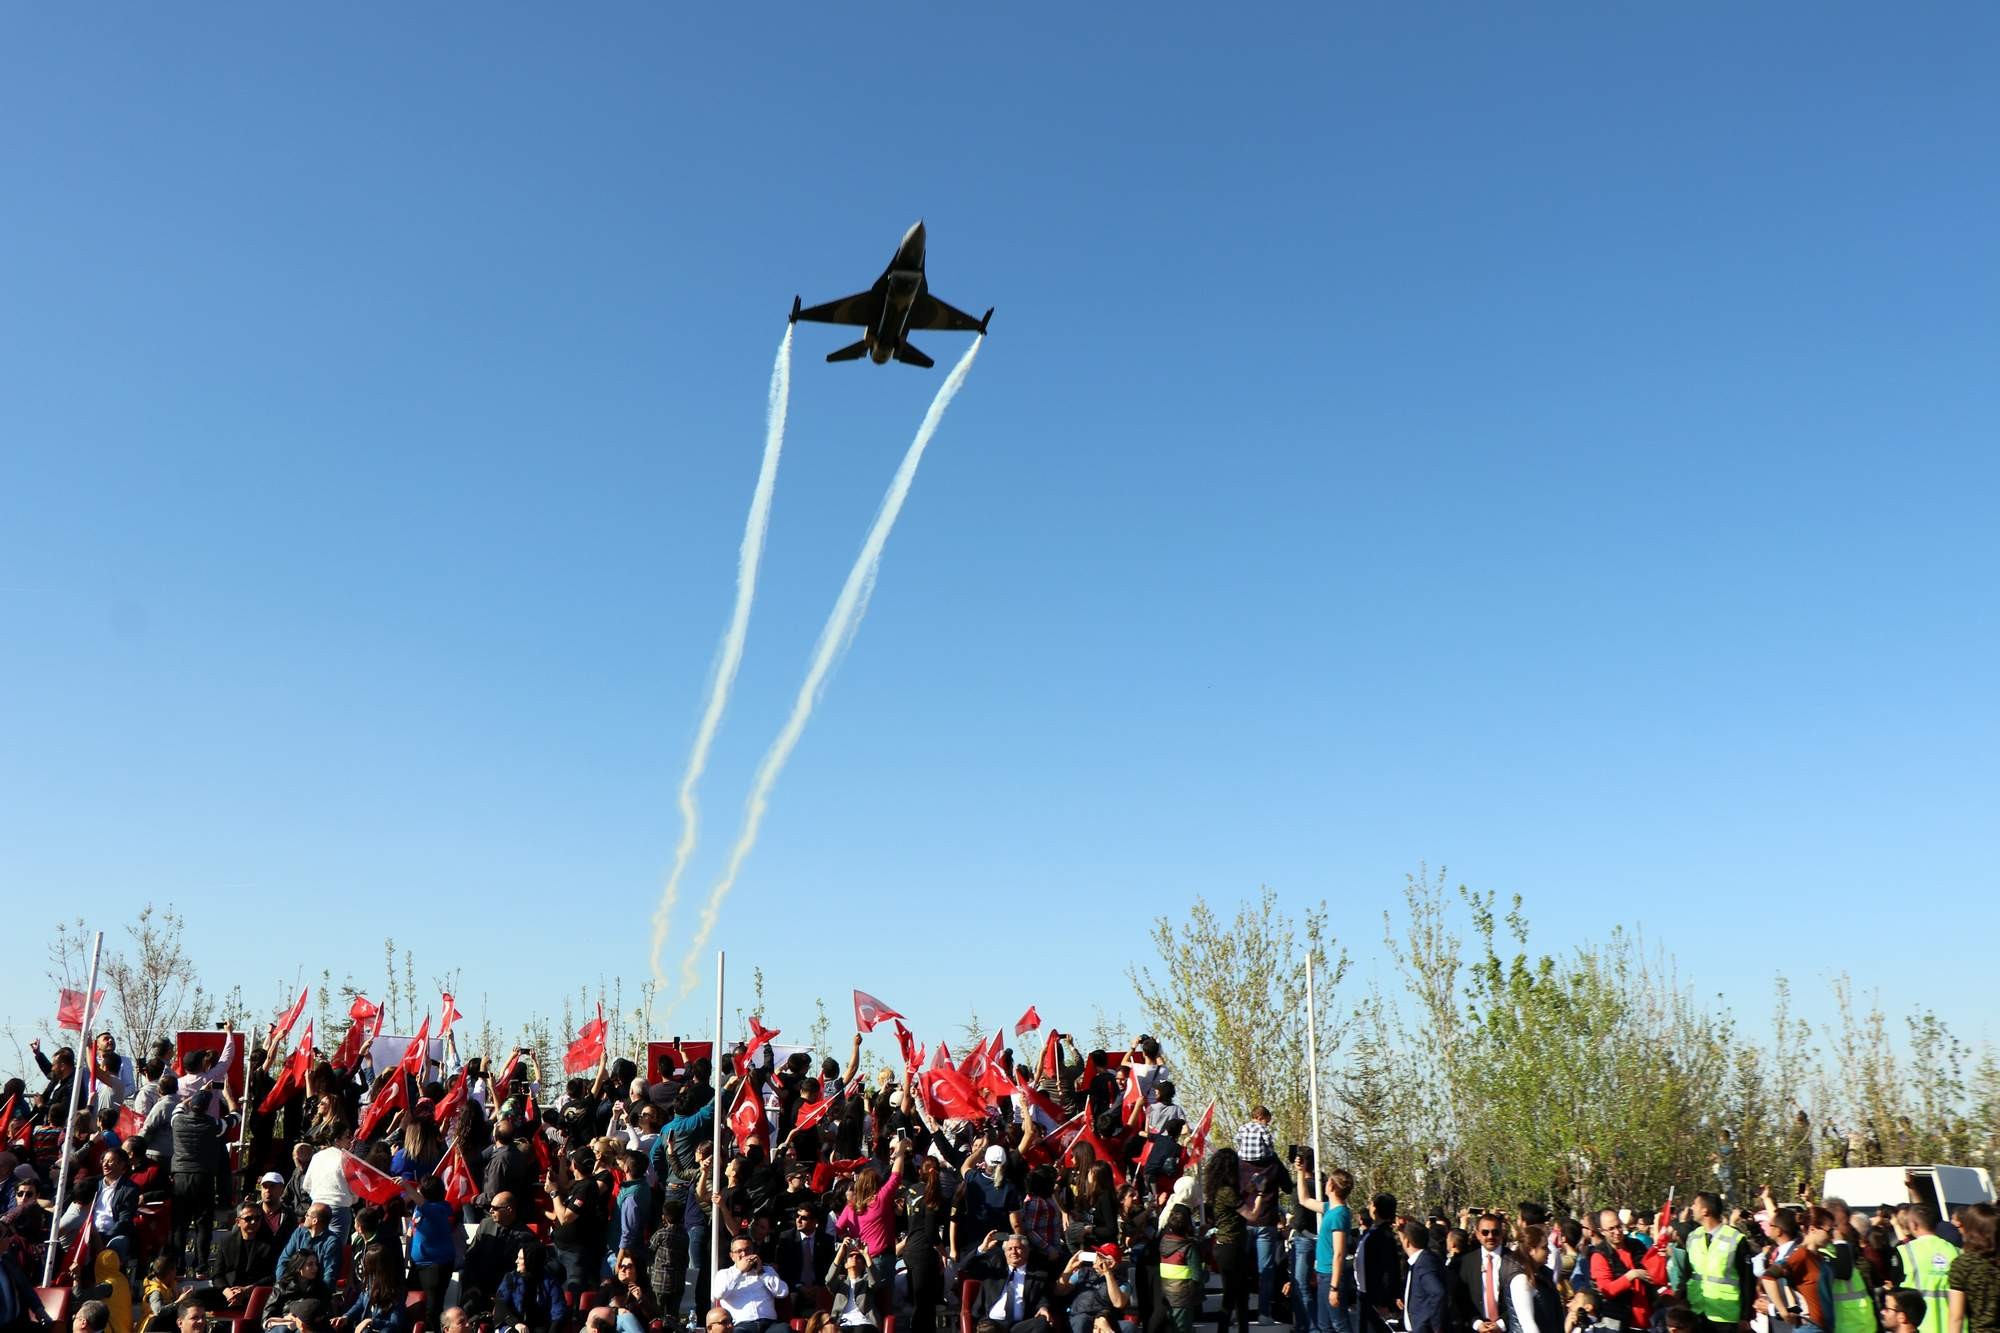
[4,6,1996,1065]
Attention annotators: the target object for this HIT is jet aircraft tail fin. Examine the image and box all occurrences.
[892,340,934,368]
[826,339,870,363]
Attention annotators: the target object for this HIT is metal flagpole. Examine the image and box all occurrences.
[45,930,104,1285]
[1306,947,1322,1191]
[709,949,725,1307]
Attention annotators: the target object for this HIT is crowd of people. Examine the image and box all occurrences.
[3,1010,1999,1333]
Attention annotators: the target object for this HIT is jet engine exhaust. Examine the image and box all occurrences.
[648,325,794,990]
[669,335,984,1010]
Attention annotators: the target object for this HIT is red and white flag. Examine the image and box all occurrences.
[920,1066,985,1122]
[270,988,310,1046]
[399,1016,432,1079]
[563,1003,607,1076]
[329,1017,369,1073]
[1014,1006,1041,1037]
[1182,1100,1215,1167]
[260,1021,315,1113]
[340,1149,406,1205]
[931,1042,952,1072]
[789,1095,835,1139]
[736,1016,780,1077]
[349,996,380,1024]
[440,1141,479,1207]
[727,1076,765,1145]
[438,993,461,1038]
[355,1069,410,1143]
[114,1105,143,1140]
[57,988,104,1033]
[434,1066,469,1129]
[852,989,903,1034]
[1036,1110,1090,1164]
[1121,1065,1148,1132]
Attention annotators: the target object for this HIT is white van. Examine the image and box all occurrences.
[1822,1165,1995,1218]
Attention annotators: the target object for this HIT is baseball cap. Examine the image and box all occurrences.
[259,1171,286,1186]
[983,1145,1007,1166]
[1095,1244,1121,1261]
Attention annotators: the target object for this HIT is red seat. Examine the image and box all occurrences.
[226,1285,273,1333]
[578,1293,604,1312]
[960,1278,981,1333]
[39,1288,77,1323]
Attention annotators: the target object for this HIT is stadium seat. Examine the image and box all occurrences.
[39,1288,76,1323]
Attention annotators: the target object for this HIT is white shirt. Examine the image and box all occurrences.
[1478,1249,1504,1324]
[1509,1274,1541,1333]
[303,1147,356,1209]
[714,1265,789,1322]
[90,1179,121,1236]
[988,1266,1031,1322]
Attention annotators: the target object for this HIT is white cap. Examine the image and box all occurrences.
[984,1145,1007,1166]
[259,1171,286,1186]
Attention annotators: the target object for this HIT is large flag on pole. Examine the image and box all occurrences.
[1014,1006,1041,1037]
[270,988,310,1047]
[852,990,903,1034]
[57,988,104,1033]
[260,1021,314,1114]
[438,993,462,1038]
[398,1016,432,1079]
[563,1003,607,1076]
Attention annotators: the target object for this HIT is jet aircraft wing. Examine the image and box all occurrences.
[794,290,879,326]
[908,293,990,334]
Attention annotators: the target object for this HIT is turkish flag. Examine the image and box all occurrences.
[329,1018,369,1073]
[440,1142,479,1207]
[563,1004,607,1076]
[891,1021,916,1070]
[57,988,105,1032]
[340,1149,406,1206]
[736,1016,780,1077]
[114,1105,143,1140]
[270,988,310,1046]
[0,1095,17,1137]
[1017,1083,1064,1134]
[399,1016,432,1079]
[355,1069,409,1143]
[1038,1031,1063,1082]
[349,996,379,1024]
[521,1094,552,1174]
[434,1067,469,1129]
[1014,1006,1041,1037]
[932,1042,952,1072]
[439,993,461,1038]
[979,1060,1019,1105]
[261,1021,314,1114]
[852,989,903,1034]
[921,1067,986,1122]
[1182,1101,1215,1168]
[1077,1118,1126,1187]
[1033,1111,1090,1166]
[957,1039,987,1081]
[790,1094,834,1139]
[728,1077,765,1145]
[1121,1066,1147,1132]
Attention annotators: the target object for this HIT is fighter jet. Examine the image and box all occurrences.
[790,221,992,367]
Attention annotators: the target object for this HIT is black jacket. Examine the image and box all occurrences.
[214,1227,280,1288]
[962,1248,1056,1325]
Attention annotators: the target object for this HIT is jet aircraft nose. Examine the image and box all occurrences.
[903,219,926,253]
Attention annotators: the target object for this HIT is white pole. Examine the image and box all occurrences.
[44,930,104,1285]
[1306,947,1322,1190]
[709,949,725,1308]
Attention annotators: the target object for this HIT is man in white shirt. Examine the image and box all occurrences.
[713,1236,790,1333]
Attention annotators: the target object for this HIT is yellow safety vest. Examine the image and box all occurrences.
[1821,1246,1877,1333]
[1687,1224,1745,1323]
[1898,1235,1959,1333]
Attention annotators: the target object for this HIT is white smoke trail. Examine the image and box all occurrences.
[671,336,984,1009]
[648,326,794,990]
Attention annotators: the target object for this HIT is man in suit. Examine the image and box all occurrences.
[1452,1212,1511,1333]
[80,1145,140,1267]
[1401,1222,1447,1333]
[775,1202,837,1302]
[963,1231,1056,1333]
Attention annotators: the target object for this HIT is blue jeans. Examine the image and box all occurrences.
[686,1222,711,1314]
[1248,1225,1280,1322]
[1316,1273,1353,1333]
[1290,1238,1317,1333]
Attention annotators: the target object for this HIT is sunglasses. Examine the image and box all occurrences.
[1478,1230,1501,1239]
